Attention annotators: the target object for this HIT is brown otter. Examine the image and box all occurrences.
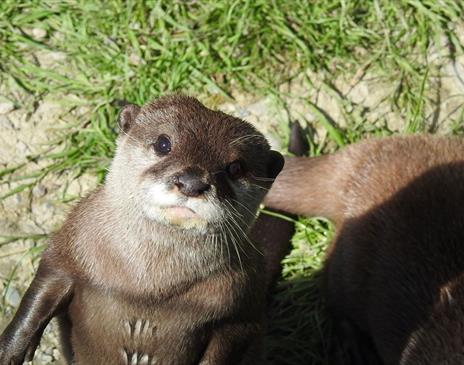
[265,134,464,364]
[251,121,310,291]
[0,95,285,365]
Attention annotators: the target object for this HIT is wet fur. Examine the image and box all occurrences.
[265,134,464,365]
[0,95,284,365]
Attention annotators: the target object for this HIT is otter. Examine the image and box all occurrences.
[251,122,309,291]
[0,95,285,365]
[265,134,464,364]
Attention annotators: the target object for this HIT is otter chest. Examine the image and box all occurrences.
[66,285,222,365]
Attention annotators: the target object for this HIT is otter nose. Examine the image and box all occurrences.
[174,173,210,197]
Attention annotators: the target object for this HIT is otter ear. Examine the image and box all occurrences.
[288,121,309,156]
[118,104,141,133]
[267,150,284,179]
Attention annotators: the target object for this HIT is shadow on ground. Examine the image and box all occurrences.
[265,272,332,365]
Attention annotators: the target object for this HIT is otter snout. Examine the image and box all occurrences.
[173,171,211,198]
[169,168,211,198]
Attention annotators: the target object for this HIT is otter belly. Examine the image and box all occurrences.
[61,285,207,365]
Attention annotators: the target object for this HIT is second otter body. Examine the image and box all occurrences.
[0,95,284,364]
[265,135,464,365]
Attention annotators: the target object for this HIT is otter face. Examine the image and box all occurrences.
[108,95,283,234]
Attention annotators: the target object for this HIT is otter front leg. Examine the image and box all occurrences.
[0,263,73,364]
[199,321,262,365]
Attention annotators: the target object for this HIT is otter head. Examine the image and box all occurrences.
[107,95,283,235]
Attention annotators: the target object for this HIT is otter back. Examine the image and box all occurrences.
[265,135,464,365]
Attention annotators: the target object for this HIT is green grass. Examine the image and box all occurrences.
[1,1,464,364]
[265,217,334,364]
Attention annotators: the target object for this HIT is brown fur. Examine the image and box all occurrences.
[251,122,310,291]
[0,95,284,365]
[265,134,464,365]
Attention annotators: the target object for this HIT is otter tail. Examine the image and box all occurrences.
[264,127,345,223]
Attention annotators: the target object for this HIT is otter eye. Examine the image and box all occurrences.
[227,161,244,180]
[153,134,171,155]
